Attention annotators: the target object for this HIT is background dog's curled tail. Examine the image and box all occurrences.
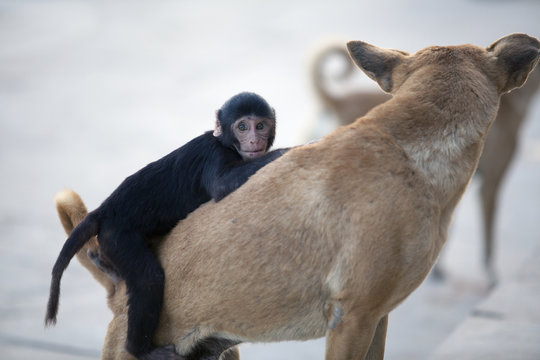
[312,44,356,108]
[45,190,100,326]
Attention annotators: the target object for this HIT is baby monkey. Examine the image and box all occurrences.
[46,92,287,360]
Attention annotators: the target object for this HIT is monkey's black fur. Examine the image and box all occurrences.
[45,92,285,359]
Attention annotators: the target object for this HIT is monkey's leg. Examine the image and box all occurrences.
[100,229,178,360]
[479,124,517,287]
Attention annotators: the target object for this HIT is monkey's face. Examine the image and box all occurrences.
[231,115,274,160]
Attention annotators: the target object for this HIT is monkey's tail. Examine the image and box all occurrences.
[45,199,100,327]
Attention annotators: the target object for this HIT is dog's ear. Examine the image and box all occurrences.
[347,41,408,93]
[487,33,540,94]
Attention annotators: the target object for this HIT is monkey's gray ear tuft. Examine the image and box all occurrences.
[487,33,540,93]
[346,41,407,93]
[213,111,223,137]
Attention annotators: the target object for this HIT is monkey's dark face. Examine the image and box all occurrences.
[231,115,274,160]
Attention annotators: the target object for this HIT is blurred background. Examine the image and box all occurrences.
[1,0,539,359]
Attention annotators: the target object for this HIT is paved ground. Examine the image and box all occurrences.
[431,247,540,360]
[1,1,539,359]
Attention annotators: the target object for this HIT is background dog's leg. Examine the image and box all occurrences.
[478,102,519,288]
[364,315,388,360]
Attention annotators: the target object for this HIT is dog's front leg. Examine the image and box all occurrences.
[364,315,388,360]
[324,310,383,360]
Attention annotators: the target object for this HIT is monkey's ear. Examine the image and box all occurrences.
[213,110,223,137]
[347,41,408,93]
[486,33,540,93]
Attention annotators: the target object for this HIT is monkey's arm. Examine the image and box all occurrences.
[210,148,289,201]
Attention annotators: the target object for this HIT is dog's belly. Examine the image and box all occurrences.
[174,301,329,355]
[170,271,334,355]
[239,305,329,342]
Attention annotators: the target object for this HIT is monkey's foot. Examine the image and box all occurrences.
[139,345,185,360]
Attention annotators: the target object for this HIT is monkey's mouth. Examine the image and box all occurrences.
[240,149,265,159]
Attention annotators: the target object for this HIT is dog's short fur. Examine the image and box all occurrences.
[312,42,540,285]
[55,34,539,359]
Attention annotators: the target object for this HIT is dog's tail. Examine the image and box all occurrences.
[45,189,101,326]
[55,189,89,235]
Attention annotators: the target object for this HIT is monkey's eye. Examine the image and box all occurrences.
[256,122,264,130]
[238,123,248,131]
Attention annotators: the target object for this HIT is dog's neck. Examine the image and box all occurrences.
[365,81,500,217]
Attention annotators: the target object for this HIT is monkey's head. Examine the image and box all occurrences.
[214,92,276,160]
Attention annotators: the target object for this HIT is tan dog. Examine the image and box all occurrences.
[312,43,540,285]
[54,34,539,360]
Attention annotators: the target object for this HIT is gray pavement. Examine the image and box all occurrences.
[1,1,539,359]
[431,246,540,360]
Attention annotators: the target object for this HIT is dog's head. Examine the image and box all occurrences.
[347,33,540,95]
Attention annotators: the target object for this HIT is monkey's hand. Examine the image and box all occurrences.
[211,147,288,201]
